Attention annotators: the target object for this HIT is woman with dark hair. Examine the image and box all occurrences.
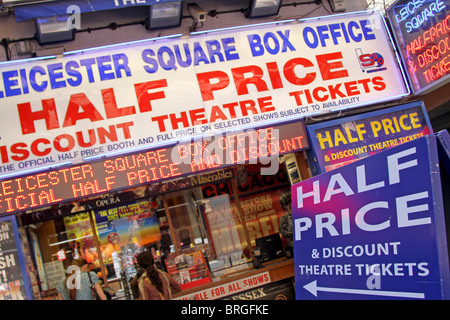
[136,251,181,300]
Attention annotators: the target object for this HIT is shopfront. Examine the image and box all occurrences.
[13,121,309,299]
[0,9,425,300]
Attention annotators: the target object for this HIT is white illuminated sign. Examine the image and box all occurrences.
[0,10,408,176]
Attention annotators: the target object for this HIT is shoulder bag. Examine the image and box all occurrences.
[88,272,113,300]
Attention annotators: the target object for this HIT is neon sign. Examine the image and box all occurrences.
[0,121,309,215]
[387,0,450,93]
[394,0,446,32]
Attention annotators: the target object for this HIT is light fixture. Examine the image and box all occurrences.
[35,15,75,45]
[245,0,282,18]
[147,1,182,30]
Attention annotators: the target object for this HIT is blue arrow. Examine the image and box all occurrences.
[303,281,425,299]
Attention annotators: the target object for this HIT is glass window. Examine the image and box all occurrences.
[24,211,99,299]
[165,187,251,280]
[22,157,295,298]
[163,162,291,280]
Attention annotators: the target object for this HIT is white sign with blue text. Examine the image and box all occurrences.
[292,134,450,299]
[0,10,408,176]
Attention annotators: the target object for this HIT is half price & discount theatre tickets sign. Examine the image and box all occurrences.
[292,134,450,299]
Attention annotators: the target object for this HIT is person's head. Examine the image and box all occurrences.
[73,258,89,271]
[280,189,292,214]
[136,251,163,294]
[137,251,154,269]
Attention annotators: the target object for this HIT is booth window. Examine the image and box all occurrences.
[25,211,102,299]
[20,158,297,299]
[164,187,251,278]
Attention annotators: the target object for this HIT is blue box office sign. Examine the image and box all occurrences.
[292,134,450,299]
[13,0,181,22]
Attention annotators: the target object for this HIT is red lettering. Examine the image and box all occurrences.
[239,100,257,116]
[231,65,268,95]
[54,134,76,152]
[11,143,29,161]
[18,98,60,135]
[76,129,96,148]
[30,138,51,156]
[151,115,169,132]
[312,87,328,102]
[372,76,386,91]
[0,146,8,163]
[101,88,136,118]
[116,121,134,139]
[344,81,360,96]
[222,102,239,118]
[258,96,275,113]
[63,93,104,127]
[134,79,168,112]
[197,70,230,101]
[209,105,228,122]
[170,112,189,130]
[284,58,316,85]
[189,108,208,125]
[266,61,283,89]
[316,51,348,80]
[97,125,118,144]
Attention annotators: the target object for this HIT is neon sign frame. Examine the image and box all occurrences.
[387,0,450,94]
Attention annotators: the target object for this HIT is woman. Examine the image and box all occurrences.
[56,258,107,300]
[136,251,181,300]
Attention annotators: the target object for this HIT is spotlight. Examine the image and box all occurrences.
[146,1,182,30]
[245,0,282,18]
[35,15,75,45]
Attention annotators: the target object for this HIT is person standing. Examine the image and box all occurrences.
[279,190,294,258]
[57,258,107,300]
[136,251,181,300]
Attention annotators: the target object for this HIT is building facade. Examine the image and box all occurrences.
[0,0,448,300]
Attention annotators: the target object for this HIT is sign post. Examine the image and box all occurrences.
[292,134,450,299]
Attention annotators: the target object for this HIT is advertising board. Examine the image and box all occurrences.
[293,134,450,299]
[0,121,308,216]
[13,0,181,22]
[0,215,33,300]
[306,101,432,175]
[386,0,450,94]
[0,10,408,177]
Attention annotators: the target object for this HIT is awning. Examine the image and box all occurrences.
[13,0,182,22]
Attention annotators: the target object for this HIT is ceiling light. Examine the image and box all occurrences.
[35,15,75,45]
[147,1,182,30]
[246,0,282,18]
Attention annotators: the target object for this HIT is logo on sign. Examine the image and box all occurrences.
[56,249,66,261]
[356,48,386,73]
